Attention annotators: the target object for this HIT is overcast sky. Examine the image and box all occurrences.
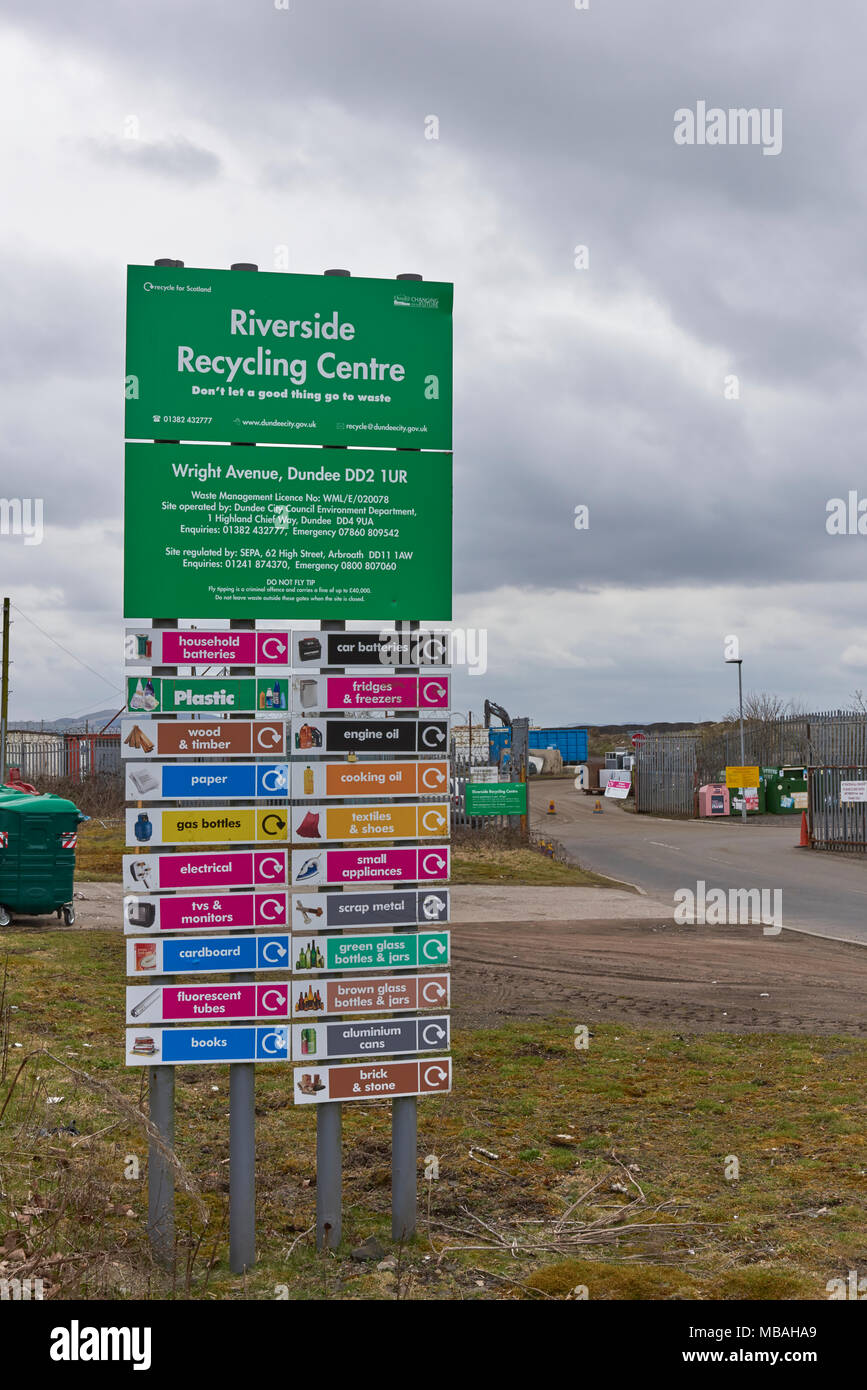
[2,0,866,725]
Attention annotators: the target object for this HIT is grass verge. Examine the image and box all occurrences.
[1,926,864,1300]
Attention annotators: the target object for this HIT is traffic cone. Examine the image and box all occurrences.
[593,799,603,814]
[547,800,556,815]
[796,810,810,848]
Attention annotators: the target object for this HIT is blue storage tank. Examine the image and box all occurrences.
[488,727,588,765]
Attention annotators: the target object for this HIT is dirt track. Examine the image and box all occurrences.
[452,917,867,1036]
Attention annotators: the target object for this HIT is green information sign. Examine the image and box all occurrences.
[465,782,527,816]
[125,265,453,448]
[295,931,450,973]
[127,676,285,714]
[123,443,452,620]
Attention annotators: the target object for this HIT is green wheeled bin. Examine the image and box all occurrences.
[765,767,808,815]
[0,788,86,926]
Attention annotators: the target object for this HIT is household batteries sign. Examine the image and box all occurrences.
[123,443,452,622]
[125,628,291,666]
[125,264,453,448]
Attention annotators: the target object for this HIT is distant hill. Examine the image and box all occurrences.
[10,708,122,734]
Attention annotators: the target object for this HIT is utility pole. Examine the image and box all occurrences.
[0,598,10,784]
[725,653,748,825]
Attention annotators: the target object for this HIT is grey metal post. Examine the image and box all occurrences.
[316,606,348,1249]
[147,611,179,1268]
[226,258,259,1273]
[0,596,10,785]
[229,609,257,1274]
[391,274,425,1241]
[314,271,351,1249]
[737,660,747,825]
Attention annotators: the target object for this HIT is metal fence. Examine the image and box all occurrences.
[809,766,867,852]
[635,713,867,848]
[634,735,697,817]
[4,732,121,783]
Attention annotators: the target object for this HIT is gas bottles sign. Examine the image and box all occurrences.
[125,264,453,449]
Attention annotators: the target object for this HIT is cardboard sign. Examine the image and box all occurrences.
[126,933,291,977]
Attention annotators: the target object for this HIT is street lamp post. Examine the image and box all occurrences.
[726,656,747,825]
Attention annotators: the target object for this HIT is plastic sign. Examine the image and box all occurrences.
[122,848,288,893]
[125,628,291,666]
[291,930,449,973]
[126,1025,290,1067]
[464,783,527,816]
[126,982,291,1025]
[292,1015,450,1063]
[123,890,288,934]
[126,802,447,847]
[291,718,448,756]
[291,972,449,1019]
[291,759,447,799]
[291,846,449,887]
[291,630,449,668]
[126,676,288,715]
[291,674,449,713]
[291,888,449,931]
[294,1057,451,1104]
[125,264,453,449]
[126,933,291,977]
[126,762,289,801]
[123,443,452,622]
[122,719,286,759]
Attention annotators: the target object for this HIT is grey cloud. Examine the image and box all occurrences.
[85,134,221,182]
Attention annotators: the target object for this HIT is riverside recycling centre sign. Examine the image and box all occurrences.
[125,264,453,448]
[123,443,452,621]
[464,782,527,816]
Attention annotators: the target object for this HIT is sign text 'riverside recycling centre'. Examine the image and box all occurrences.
[125,264,452,448]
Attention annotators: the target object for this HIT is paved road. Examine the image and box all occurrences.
[531,781,867,945]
